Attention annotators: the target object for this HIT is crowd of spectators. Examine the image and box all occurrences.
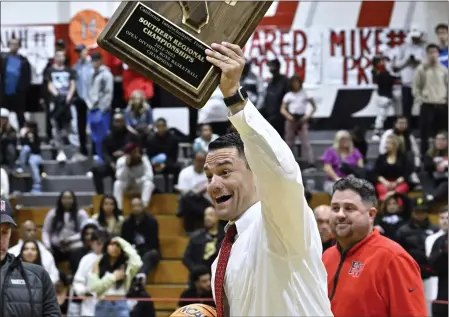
[0,22,447,317]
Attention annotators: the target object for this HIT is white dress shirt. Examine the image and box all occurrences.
[8,239,60,284]
[211,101,333,316]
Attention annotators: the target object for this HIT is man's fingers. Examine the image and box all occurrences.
[205,48,232,64]
[222,42,245,59]
[210,43,242,63]
[206,55,227,70]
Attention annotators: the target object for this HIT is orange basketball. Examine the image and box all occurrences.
[170,304,217,317]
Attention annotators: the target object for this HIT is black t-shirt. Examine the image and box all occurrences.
[44,66,75,96]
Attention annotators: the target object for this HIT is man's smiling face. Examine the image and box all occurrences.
[204,147,254,221]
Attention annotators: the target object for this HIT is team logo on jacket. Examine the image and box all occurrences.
[348,261,365,277]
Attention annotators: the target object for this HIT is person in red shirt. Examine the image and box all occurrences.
[323,175,427,317]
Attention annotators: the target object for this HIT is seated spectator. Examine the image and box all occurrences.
[146,118,181,186]
[425,206,448,316]
[374,134,411,200]
[280,74,316,167]
[90,112,137,195]
[379,116,421,187]
[176,151,212,233]
[124,89,154,141]
[428,232,448,317]
[20,240,43,265]
[351,126,368,159]
[17,121,43,193]
[0,167,9,196]
[8,220,60,284]
[92,195,124,236]
[113,142,155,209]
[397,197,439,281]
[423,131,448,203]
[44,50,77,163]
[313,205,334,252]
[80,219,100,255]
[178,266,215,308]
[193,124,218,153]
[322,130,364,194]
[73,229,110,317]
[121,197,161,284]
[127,278,156,317]
[0,108,17,169]
[374,192,412,242]
[88,237,143,317]
[42,190,89,273]
[183,206,223,273]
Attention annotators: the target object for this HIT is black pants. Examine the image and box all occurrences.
[420,103,448,155]
[139,250,161,275]
[267,115,285,139]
[177,193,211,233]
[3,93,26,128]
[51,245,84,274]
[0,142,17,168]
[208,121,230,136]
[401,86,414,124]
[432,301,448,317]
[91,163,115,194]
[74,98,88,156]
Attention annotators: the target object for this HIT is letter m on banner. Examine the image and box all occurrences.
[69,10,106,47]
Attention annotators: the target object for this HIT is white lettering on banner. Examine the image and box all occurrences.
[243,28,322,86]
[1,26,55,84]
[325,28,407,86]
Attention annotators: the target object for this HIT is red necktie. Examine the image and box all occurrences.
[214,224,237,317]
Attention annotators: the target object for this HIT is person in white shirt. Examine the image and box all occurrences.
[197,87,230,135]
[280,75,316,166]
[113,142,155,209]
[72,229,109,317]
[203,42,332,316]
[424,207,448,316]
[8,220,60,284]
[176,151,212,233]
[193,124,219,153]
[392,27,426,123]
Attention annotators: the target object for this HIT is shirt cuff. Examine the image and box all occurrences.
[228,100,258,137]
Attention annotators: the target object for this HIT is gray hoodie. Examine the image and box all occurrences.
[86,65,114,111]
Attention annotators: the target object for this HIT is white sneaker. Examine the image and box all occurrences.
[71,153,88,162]
[86,171,93,178]
[56,151,67,163]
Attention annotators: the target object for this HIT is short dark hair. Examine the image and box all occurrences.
[332,175,378,207]
[190,265,210,284]
[91,229,110,243]
[435,23,448,33]
[440,205,448,214]
[426,43,440,52]
[208,132,246,158]
[156,118,167,125]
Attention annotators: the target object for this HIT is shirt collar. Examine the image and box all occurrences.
[225,201,261,237]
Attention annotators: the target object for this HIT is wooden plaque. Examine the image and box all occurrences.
[97,1,272,108]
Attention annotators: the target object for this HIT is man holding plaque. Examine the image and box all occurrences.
[203,42,332,316]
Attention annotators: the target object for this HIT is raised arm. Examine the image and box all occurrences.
[205,42,315,255]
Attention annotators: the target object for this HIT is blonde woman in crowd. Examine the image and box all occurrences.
[124,89,154,139]
[321,130,364,194]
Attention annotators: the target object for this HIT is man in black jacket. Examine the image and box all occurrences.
[0,196,60,317]
[90,112,138,194]
[397,197,439,280]
[121,197,160,283]
[182,206,223,273]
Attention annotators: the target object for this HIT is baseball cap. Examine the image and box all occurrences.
[413,197,429,212]
[0,196,17,227]
[91,52,102,61]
